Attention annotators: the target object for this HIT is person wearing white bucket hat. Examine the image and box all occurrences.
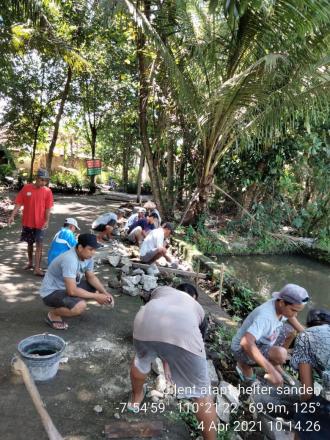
[48,217,80,265]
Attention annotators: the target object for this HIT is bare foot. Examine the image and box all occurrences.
[34,269,45,277]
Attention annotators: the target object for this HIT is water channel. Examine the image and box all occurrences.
[220,254,330,320]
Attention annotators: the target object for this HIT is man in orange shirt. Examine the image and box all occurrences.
[8,169,54,276]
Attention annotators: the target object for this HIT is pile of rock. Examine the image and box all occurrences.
[107,254,159,296]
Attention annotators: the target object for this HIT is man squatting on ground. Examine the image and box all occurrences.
[139,222,177,266]
[290,308,330,440]
[231,284,308,386]
[127,212,158,245]
[92,210,125,243]
[129,283,217,440]
[39,233,114,330]
[48,217,80,265]
[8,168,53,277]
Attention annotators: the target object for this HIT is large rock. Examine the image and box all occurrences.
[122,285,140,296]
[141,274,158,291]
[155,374,167,393]
[108,255,121,267]
[218,381,240,406]
[121,275,141,286]
[120,256,132,267]
[207,359,219,386]
[121,264,131,274]
[151,358,164,375]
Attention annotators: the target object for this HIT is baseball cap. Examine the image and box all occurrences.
[78,233,102,249]
[272,284,309,304]
[65,217,80,230]
[37,168,50,179]
[136,207,146,213]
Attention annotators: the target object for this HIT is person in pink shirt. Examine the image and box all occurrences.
[8,169,54,276]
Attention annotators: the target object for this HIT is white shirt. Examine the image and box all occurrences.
[140,227,164,257]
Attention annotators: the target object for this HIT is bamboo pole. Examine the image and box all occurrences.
[218,264,225,307]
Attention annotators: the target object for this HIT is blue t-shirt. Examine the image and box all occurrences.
[48,227,77,265]
[128,218,155,234]
[40,247,93,298]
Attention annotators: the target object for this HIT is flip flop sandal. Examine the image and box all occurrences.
[45,314,68,330]
[127,384,147,413]
[236,365,256,382]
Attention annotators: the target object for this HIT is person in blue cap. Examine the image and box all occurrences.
[39,233,114,330]
[8,168,53,276]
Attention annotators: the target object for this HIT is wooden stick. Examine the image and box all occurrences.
[131,261,206,279]
[12,357,63,440]
[218,264,225,307]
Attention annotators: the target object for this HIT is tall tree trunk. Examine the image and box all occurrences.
[89,125,97,194]
[29,115,43,182]
[122,143,130,193]
[136,150,145,203]
[46,65,72,174]
[137,0,165,218]
[166,142,174,210]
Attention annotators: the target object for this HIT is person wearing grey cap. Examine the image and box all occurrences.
[8,168,53,276]
[231,284,309,386]
[48,217,80,265]
[40,233,114,330]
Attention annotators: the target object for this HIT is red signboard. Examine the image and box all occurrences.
[86,159,102,169]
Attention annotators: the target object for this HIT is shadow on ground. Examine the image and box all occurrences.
[0,193,190,440]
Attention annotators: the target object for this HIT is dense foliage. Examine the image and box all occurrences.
[0,0,329,240]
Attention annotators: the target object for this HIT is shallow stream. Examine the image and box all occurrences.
[220,254,330,320]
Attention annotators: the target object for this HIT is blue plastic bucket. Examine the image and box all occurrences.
[17,333,66,381]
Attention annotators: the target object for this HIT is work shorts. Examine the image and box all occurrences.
[232,323,294,365]
[133,339,211,399]
[140,248,160,263]
[42,279,95,310]
[20,226,45,244]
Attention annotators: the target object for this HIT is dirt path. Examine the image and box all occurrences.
[0,193,189,440]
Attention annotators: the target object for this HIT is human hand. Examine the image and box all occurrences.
[95,292,114,306]
[264,369,283,387]
[43,221,49,230]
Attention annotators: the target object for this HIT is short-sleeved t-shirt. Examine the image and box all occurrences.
[92,212,117,229]
[291,325,330,374]
[133,286,206,358]
[140,228,164,257]
[47,227,77,265]
[231,299,287,352]
[128,218,155,234]
[15,183,53,229]
[40,247,93,298]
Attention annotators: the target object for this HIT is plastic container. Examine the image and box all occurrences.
[17,333,66,381]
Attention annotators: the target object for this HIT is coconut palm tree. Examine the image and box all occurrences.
[123,0,330,223]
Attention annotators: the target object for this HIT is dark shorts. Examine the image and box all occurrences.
[133,339,210,398]
[20,226,45,244]
[93,220,116,232]
[232,323,294,365]
[140,248,160,263]
[293,395,330,440]
[42,280,95,310]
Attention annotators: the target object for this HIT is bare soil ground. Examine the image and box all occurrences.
[0,193,190,440]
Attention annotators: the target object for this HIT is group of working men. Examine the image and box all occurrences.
[8,169,329,440]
